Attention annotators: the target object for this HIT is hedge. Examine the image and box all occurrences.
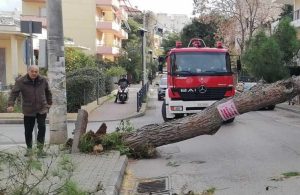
[66,67,110,112]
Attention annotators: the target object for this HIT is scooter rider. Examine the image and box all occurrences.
[115,75,129,103]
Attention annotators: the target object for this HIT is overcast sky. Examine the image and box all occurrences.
[0,0,194,16]
[0,0,21,11]
[126,0,194,16]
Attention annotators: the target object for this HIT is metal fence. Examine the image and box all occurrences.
[137,82,149,112]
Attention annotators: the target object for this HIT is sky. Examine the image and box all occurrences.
[0,0,194,16]
[0,0,21,11]
[127,0,194,16]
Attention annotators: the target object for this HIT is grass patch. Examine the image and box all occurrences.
[282,171,300,178]
[271,171,300,181]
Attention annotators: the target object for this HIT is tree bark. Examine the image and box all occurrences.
[124,76,300,152]
[71,109,88,153]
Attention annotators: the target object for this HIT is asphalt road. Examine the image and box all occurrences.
[121,87,300,195]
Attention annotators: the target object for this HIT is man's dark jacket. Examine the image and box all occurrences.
[8,74,52,116]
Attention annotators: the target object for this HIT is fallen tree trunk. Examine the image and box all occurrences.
[123,76,300,153]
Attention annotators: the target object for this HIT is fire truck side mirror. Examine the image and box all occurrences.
[236,59,241,72]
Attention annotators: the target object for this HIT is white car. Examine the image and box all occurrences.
[157,77,167,101]
[237,82,275,110]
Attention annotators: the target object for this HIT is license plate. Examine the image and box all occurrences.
[197,102,209,107]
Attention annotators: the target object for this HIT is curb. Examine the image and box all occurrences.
[88,101,147,123]
[276,105,300,115]
[100,155,128,195]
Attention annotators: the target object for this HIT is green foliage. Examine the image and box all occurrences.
[104,74,114,94]
[181,18,218,48]
[273,17,300,65]
[0,147,86,194]
[279,4,293,20]
[58,181,87,195]
[78,131,96,153]
[78,120,137,156]
[105,66,127,77]
[101,120,135,155]
[118,18,143,83]
[0,92,22,113]
[65,48,96,72]
[115,120,135,133]
[66,67,107,112]
[0,92,7,112]
[282,171,300,178]
[242,31,289,83]
[161,32,181,54]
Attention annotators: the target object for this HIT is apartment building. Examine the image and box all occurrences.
[21,0,128,61]
[156,13,191,34]
[0,11,27,87]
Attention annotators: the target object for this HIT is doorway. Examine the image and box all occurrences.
[0,48,6,86]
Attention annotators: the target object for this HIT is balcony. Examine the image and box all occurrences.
[21,15,47,27]
[97,20,120,32]
[271,0,293,4]
[96,44,120,55]
[22,0,46,2]
[118,29,128,39]
[96,0,119,10]
[119,7,128,20]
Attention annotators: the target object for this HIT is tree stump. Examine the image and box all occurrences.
[72,109,88,153]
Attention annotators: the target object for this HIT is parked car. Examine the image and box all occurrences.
[237,82,275,110]
[157,77,167,101]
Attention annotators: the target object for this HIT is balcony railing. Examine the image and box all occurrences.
[96,44,120,55]
[97,20,120,31]
[0,15,20,26]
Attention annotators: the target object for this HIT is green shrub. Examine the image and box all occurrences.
[105,66,126,77]
[66,67,107,112]
[104,74,113,94]
[67,75,96,112]
[0,92,7,112]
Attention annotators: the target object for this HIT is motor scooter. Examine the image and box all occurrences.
[116,82,129,103]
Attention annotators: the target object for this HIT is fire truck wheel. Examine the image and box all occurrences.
[224,118,235,123]
[161,101,171,122]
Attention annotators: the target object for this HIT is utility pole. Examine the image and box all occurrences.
[142,11,147,86]
[47,0,68,144]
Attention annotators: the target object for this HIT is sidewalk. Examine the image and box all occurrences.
[0,83,152,195]
[275,101,300,114]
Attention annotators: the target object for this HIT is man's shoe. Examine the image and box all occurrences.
[37,150,47,158]
[24,149,33,157]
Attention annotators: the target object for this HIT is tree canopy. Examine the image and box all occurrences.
[273,17,300,65]
[181,18,218,47]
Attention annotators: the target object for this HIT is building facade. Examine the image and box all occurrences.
[0,11,27,87]
[21,0,128,61]
[155,13,191,34]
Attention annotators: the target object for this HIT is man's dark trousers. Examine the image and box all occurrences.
[24,113,47,149]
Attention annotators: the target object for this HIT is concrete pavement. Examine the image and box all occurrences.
[0,83,150,195]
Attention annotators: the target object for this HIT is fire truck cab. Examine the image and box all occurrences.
[162,38,237,122]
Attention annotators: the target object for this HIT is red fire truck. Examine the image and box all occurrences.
[161,38,240,122]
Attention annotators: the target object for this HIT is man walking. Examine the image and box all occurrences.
[7,65,52,157]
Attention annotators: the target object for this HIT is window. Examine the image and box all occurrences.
[173,52,230,76]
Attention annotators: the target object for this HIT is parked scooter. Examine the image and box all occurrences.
[116,82,129,103]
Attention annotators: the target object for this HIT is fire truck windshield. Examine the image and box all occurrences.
[172,52,231,76]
